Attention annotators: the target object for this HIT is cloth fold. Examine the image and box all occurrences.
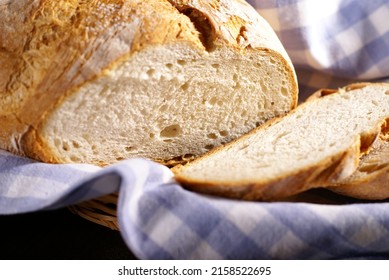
[2,150,389,259]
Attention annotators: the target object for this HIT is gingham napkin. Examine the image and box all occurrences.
[1,0,389,259]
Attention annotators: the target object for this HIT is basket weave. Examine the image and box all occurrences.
[68,183,357,231]
[68,156,194,230]
[69,193,120,230]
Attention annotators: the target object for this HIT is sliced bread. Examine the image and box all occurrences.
[0,0,297,166]
[327,138,389,200]
[172,83,389,200]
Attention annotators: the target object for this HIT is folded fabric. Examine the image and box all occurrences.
[2,150,389,259]
[1,0,389,259]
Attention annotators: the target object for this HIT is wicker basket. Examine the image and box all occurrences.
[68,156,199,230]
[69,193,120,230]
[68,187,359,231]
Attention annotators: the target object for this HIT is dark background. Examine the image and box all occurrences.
[0,208,137,260]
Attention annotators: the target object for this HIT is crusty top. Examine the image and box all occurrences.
[0,0,297,156]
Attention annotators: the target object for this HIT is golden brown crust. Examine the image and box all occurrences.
[0,0,206,156]
[0,0,298,164]
[307,82,383,101]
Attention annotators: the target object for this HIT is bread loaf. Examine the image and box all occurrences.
[0,0,297,166]
[172,83,389,200]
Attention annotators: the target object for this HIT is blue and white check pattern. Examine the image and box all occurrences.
[249,0,389,99]
[1,0,389,259]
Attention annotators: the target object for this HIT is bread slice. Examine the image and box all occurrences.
[326,139,389,200]
[305,85,389,200]
[0,0,297,166]
[172,83,389,200]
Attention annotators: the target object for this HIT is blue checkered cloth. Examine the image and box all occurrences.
[249,0,389,99]
[1,0,389,259]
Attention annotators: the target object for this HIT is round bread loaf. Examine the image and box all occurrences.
[0,0,297,165]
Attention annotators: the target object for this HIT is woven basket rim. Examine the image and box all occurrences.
[69,193,120,231]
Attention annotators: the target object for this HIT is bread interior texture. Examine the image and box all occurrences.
[40,45,293,165]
